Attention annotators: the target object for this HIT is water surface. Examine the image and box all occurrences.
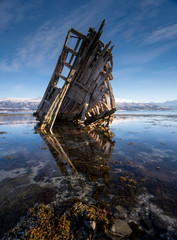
[0,113,177,238]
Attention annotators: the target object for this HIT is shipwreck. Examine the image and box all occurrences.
[34,20,116,132]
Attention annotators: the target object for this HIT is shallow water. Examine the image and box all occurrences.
[0,113,177,238]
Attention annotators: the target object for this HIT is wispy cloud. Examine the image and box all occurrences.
[0,0,43,32]
[0,0,111,71]
[0,0,26,32]
[107,0,166,44]
[143,23,177,45]
[120,42,177,66]
[108,8,154,42]
[0,59,19,71]
[140,0,164,8]
[16,21,61,67]
[153,66,177,75]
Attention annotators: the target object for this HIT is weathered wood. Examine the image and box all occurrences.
[39,124,115,181]
[70,28,86,39]
[57,73,67,81]
[35,20,116,132]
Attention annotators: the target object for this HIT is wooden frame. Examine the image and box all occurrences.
[34,20,116,133]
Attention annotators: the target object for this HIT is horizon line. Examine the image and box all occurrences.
[0,97,177,104]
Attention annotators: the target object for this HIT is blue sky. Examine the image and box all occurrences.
[0,0,177,102]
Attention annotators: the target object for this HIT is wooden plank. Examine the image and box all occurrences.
[69,38,81,64]
[46,134,77,172]
[62,61,72,69]
[65,45,77,56]
[57,73,67,81]
[36,40,69,115]
[71,28,86,39]
[106,79,116,109]
[48,73,76,131]
[67,84,86,104]
[81,94,90,120]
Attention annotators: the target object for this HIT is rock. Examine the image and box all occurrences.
[84,220,96,230]
[109,219,132,237]
[129,221,146,238]
[115,205,124,212]
[140,233,160,240]
[151,213,168,233]
[140,217,151,230]
[115,205,127,219]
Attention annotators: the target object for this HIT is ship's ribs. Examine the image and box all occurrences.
[35,20,116,132]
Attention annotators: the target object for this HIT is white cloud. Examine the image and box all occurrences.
[120,42,177,66]
[140,0,164,8]
[0,59,19,71]
[143,23,177,45]
[107,0,164,42]
[0,0,111,71]
[16,20,62,67]
[0,0,43,32]
[0,0,27,32]
[0,168,27,181]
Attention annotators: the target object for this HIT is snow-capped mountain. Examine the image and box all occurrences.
[0,97,177,113]
[115,99,177,111]
[152,100,177,108]
[0,97,41,112]
[115,102,170,111]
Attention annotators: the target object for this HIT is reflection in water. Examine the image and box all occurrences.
[0,113,36,125]
[40,125,115,203]
[1,113,177,239]
[0,116,117,238]
[37,122,177,238]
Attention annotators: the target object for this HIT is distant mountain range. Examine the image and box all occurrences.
[0,97,41,112]
[116,100,177,111]
[150,100,177,108]
[0,98,177,113]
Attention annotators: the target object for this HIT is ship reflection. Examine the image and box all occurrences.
[40,125,115,202]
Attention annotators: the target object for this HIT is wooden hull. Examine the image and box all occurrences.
[35,20,116,132]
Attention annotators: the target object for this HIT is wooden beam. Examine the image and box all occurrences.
[62,61,72,69]
[57,73,67,81]
[65,45,77,56]
[70,28,86,39]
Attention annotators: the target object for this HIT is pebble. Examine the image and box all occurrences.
[115,205,127,218]
[84,220,96,230]
[109,218,132,237]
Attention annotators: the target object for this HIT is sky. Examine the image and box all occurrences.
[0,0,177,103]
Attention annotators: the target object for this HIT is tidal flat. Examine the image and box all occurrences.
[0,112,177,239]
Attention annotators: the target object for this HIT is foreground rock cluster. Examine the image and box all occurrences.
[3,200,135,240]
[3,196,177,240]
